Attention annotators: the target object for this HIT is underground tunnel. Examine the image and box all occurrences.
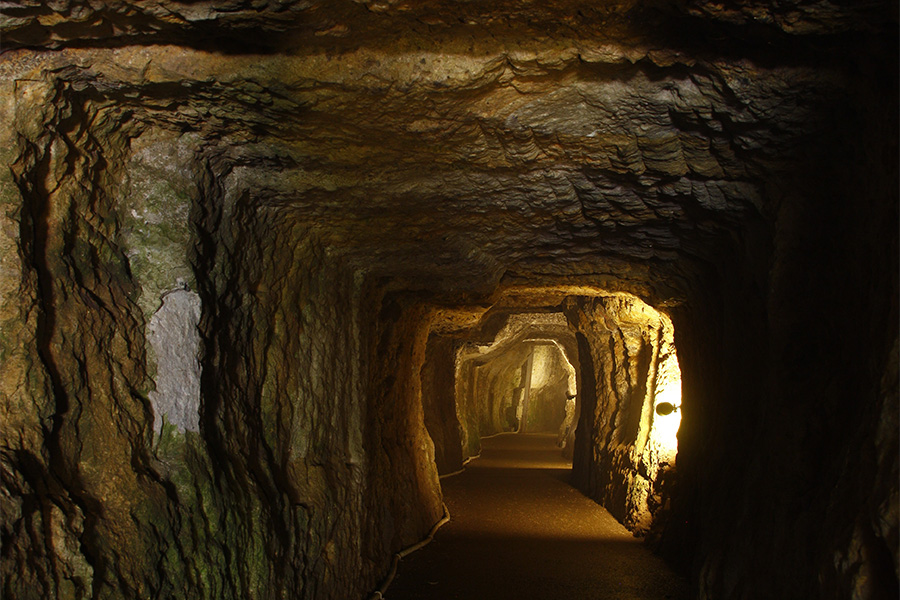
[0,1,897,599]
[421,299,684,534]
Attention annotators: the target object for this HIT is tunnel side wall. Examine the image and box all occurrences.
[566,297,677,535]
[454,359,483,461]
[655,58,899,598]
[420,336,465,475]
[524,345,570,435]
[2,74,175,600]
[0,76,444,600]
[363,293,446,555]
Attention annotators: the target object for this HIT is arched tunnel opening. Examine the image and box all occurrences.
[391,299,690,599]
[415,296,685,557]
[422,309,585,476]
[1,3,898,600]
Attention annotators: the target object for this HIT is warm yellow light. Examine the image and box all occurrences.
[528,344,556,388]
[522,339,577,395]
[651,381,681,461]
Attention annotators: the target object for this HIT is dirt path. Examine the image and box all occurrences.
[386,433,690,600]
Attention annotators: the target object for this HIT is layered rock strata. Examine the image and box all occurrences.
[1,1,897,599]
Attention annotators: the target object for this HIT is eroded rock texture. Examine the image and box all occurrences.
[0,1,897,599]
[459,313,576,434]
[566,295,682,535]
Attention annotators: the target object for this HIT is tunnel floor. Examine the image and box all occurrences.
[386,433,690,600]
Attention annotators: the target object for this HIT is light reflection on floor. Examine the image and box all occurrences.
[470,432,572,470]
[388,432,690,600]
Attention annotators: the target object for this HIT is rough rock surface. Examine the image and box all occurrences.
[449,312,580,464]
[147,289,202,433]
[565,294,682,535]
[0,1,897,599]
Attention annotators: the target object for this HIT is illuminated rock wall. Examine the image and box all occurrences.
[566,295,682,535]
[522,344,571,434]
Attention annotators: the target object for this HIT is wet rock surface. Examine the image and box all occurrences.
[0,1,896,599]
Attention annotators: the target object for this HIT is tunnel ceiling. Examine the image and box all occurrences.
[1,0,892,306]
[458,312,574,361]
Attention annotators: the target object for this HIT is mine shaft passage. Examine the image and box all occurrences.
[388,433,691,599]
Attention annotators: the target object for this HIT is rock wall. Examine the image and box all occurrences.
[454,357,483,463]
[565,295,681,535]
[1,73,168,598]
[654,72,900,597]
[1,1,896,599]
[191,198,375,599]
[180,164,445,598]
[0,73,444,598]
[524,343,571,435]
[363,291,445,555]
[420,336,464,475]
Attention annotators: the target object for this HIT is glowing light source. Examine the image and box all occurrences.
[654,402,679,416]
[651,383,682,461]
